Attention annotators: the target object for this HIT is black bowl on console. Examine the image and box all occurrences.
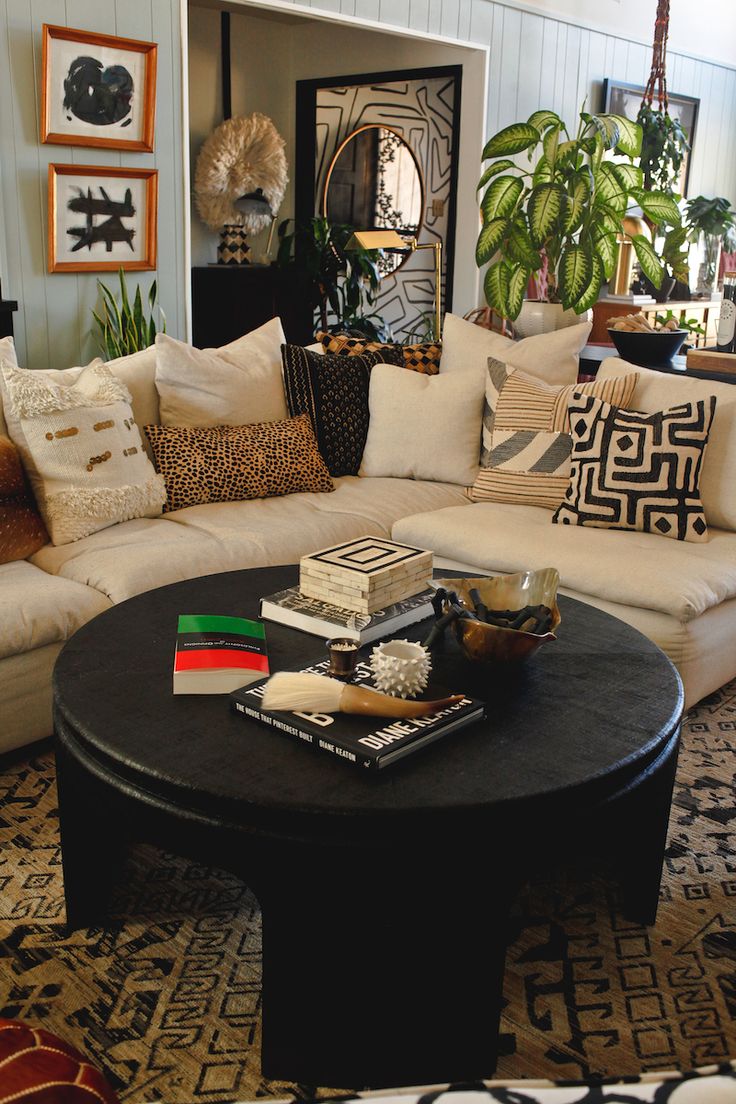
[608,327,688,367]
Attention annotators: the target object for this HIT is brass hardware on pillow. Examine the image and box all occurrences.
[93,420,115,432]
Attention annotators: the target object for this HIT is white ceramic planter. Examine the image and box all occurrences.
[514,301,592,338]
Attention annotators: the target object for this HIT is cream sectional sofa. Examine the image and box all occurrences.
[2,333,736,756]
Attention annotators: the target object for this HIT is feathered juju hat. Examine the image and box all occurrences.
[194,112,288,233]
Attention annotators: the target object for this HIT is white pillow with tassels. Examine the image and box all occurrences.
[0,359,165,545]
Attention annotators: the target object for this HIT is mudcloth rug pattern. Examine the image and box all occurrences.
[1,681,735,1102]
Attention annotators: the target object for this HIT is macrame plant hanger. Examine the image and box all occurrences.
[642,0,670,116]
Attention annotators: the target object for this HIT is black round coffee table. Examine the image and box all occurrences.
[53,565,683,1088]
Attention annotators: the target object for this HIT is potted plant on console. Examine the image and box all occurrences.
[684,195,736,298]
[476,107,682,334]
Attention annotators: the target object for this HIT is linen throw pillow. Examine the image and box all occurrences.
[471,358,639,509]
[155,317,289,427]
[360,363,485,485]
[0,361,166,545]
[144,414,334,512]
[439,311,591,387]
[553,392,716,542]
[281,344,388,476]
[316,331,441,374]
[0,435,48,562]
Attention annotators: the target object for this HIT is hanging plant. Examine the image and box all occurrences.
[636,0,690,197]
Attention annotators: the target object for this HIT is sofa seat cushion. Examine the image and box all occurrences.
[392,501,736,621]
[0,560,110,660]
[167,476,471,565]
[30,516,252,605]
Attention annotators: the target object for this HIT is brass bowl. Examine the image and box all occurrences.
[434,568,561,663]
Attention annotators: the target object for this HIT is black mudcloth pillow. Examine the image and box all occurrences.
[281,344,399,476]
[552,391,716,543]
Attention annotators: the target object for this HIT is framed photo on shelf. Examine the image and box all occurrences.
[41,24,157,152]
[601,79,699,196]
[48,164,158,273]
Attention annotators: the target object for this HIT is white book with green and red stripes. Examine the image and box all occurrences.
[173,614,269,694]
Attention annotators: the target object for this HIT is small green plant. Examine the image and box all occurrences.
[276,216,389,338]
[684,195,736,251]
[476,106,682,320]
[93,267,165,360]
[655,310,705,337]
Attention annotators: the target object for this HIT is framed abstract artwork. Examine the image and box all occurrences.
[41,24,157,152]
[48,164,158,273]
[601,79,699,196]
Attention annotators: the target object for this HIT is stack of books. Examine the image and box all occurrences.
[260,537,435,644]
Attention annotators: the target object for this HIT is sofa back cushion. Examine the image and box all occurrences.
[360,363,484,485]
[439,312,591,387]
[155,318,288,427]
[597,357,735,531]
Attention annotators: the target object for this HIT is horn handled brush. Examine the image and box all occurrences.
[261,672,464,719]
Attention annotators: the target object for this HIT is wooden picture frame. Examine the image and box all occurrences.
[41,24,157,152]
[601,79,699,197]
[48,164,158,273]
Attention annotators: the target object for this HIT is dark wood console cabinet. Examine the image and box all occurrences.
[0,278,18,339]
[191,264,313,348]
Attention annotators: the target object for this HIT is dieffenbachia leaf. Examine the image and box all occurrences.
[476,218,509,266]
[594,163,628,214]
[528,183,565,246]
[573,252,605,313]
[558,245,592,310]
[484,260,511,316]
[632,188,682,226]
[563,173,591,233]
[632,234,665,287]
[482,175,523,221]
[507,218,542,269]
[477,159,516,191]
[483,122,540,159]
[506,265,531,319]
[527,110,562,132]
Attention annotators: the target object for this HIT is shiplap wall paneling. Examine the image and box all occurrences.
[0,0,185,371]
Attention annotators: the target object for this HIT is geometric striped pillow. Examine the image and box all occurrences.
[470,357,638,509]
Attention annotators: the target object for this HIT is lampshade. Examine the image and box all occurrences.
[345,230,409,252]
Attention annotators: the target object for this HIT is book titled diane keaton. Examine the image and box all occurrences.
[230,660,485,771]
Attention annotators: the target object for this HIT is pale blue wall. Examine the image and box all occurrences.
[0,0,186,371]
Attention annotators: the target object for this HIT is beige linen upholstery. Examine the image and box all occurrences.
[597,357,736,531]
[30,516,244,605]
[155,318,289,427]
[30,478,468,605]
[393,501,736,620]
[0,559,110,660]
[0,646,66,754]
[439,312,591,387]
[360,366,484,484]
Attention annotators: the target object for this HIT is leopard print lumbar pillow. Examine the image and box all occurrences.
[144,413,334,512]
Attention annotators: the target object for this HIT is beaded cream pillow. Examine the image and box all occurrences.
[0,360,165,545]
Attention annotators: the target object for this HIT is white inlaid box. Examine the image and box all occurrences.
[299,537,433,615]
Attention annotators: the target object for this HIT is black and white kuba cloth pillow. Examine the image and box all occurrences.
[553,392,716,542]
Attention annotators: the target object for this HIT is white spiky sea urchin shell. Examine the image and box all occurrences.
[369,640,431,699]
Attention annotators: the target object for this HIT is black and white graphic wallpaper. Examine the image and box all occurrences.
[315,73,458,340]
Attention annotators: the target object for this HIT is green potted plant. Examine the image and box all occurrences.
[684,195,736,297]
[476,107,682,332]
[92,268,165,359]
[276,216,390,340]
[636,102,690,197]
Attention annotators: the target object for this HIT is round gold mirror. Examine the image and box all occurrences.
[323,124,424,277]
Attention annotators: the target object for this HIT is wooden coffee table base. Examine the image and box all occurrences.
[52,566,683,1087]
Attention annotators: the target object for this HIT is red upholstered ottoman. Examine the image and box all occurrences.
[0,1019,119,1103]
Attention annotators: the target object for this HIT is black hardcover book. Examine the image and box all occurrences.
[230,659,485,771]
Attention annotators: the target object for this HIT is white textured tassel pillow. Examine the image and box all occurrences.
[0,360,165,545]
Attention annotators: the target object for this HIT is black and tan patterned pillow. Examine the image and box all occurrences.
[144,414,334,512]
[316,331,442,375]
[470,358,638,509]
[552,393,716,542]
[281,344,387,476]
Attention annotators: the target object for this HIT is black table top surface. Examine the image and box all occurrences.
[53,566,683,831]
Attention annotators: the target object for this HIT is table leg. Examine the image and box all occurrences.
[257,850,511,1088]
[614,726,681,926]
[55,729,127,931]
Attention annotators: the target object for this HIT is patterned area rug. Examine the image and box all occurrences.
[1,680,735,1103]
